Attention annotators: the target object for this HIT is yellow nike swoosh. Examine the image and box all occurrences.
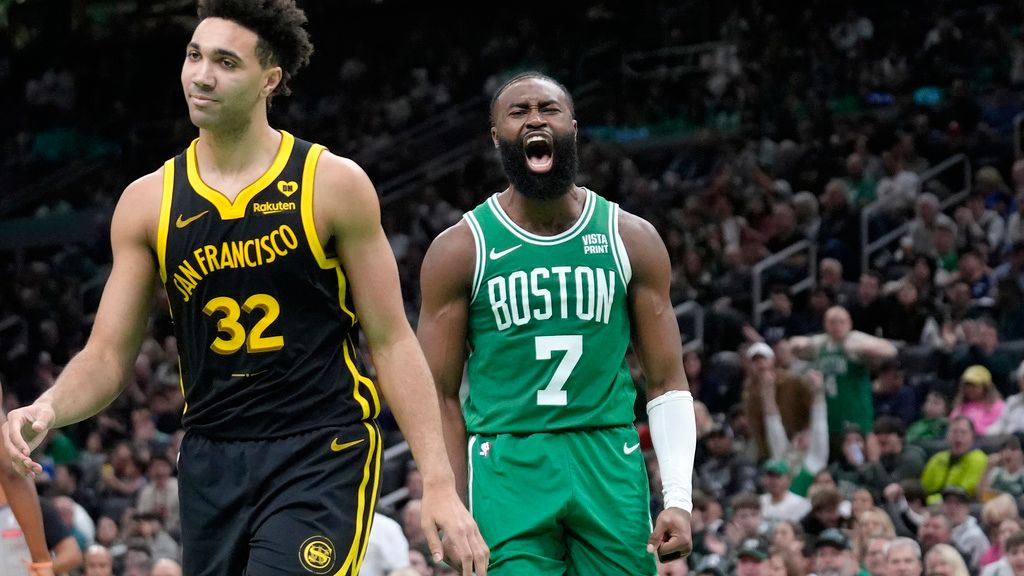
[330,438,365,452]
[175,210,210,229]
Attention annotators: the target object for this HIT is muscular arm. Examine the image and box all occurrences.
[5,172,161,469]
[416,224,475,502]
[318,153,455,488]
[620,211,695,558]
[319,154,485,569]
[620,212,688,399]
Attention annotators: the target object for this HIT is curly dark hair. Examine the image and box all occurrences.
[196,0,313,99]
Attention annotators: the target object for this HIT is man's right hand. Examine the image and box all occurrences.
[3,402,56,478]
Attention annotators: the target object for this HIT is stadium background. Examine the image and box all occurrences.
[4,1,1024,574]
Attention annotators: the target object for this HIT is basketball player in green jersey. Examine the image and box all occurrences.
[418,72,696,575]
[4,1,487,574]
[790,306,897,437]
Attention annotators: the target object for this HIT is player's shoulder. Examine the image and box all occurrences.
[422,219,475,287]
[615,207,666,261]
[116,166,165,219]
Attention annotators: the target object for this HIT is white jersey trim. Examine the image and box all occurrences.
[464,212,486,305]
[487,188,595,245]
[610,203,632,286]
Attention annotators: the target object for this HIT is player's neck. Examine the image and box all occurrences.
[196,119,280,178]
[501,185,585,236]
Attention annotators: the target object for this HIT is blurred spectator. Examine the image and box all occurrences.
[791,306,898,438]
[980,518,1023,576]
[742,342,814,461]
[955,192,1005,254]
[906,389,951,443]
[907,193,956,258]
[758,459,810,523]
[362,512,410,576]
[849,271,886,337]
[988,361,1024,435]
[949,365,1006,435]
[150,558,183,576]
[813,528,859,576]
[83,544,114,576]
[135,454,179,537]
[949,319,1016,396]
[924,542,970,576]
[978,494,1020,569]
[921,416,988,501]
[697,423,758,502]
[861,416,927,499]
[941,486,990,572]
[871,362,918,425]
[980,436,1024,499]
[885,537,923,576]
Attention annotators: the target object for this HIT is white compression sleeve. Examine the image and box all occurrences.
[646,390,696,513]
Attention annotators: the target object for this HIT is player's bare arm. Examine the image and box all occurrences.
[619,210,696,560]
[416,221,475,503]
[4,171,162,476]
[314,152,488,575]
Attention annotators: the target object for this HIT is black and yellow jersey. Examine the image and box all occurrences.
[156,131,380,439]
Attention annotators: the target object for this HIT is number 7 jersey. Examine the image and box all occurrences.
[157,131,380,439]
[463,189,636,434]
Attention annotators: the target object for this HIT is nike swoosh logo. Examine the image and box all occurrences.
[623,442,640,455]
[489,245,522,260]
[175,210,209,229]
[330,438,365,452]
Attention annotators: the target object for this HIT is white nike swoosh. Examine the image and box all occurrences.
[489,245,522,260]
[623,442,640,455]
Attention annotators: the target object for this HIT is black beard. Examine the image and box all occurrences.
[497,132,578,200]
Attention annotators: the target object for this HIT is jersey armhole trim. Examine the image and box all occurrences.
[610,203,632,287]
[157,159,175,283]
[465,212,486,304]
[300,144,357,324]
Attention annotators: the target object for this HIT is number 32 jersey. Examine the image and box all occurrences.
[463,189,636,434]
[157,131,379,439]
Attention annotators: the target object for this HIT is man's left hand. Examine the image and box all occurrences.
[647,507,692,560]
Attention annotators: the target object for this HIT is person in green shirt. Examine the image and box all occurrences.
[905,390,950,443]
[920,416,988,503]
[791,306,898,438]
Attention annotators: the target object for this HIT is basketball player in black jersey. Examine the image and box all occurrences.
[3,1,488,575]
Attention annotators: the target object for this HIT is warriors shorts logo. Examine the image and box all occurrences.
[299,536,336,574]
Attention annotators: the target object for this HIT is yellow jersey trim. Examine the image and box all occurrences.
[299,145,381,420]
[157,159,175,283]
[338,421,381,576]
[353,421,382,574]
[186,130,295,220]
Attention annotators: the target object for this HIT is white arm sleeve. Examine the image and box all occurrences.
[765,413,791,460]
[647,390,697,513]
[804,395,829,474]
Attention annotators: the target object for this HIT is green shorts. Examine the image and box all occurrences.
[468,425,656,576]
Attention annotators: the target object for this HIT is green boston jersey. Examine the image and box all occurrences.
[463,189,636,434]
[817,340,873,434]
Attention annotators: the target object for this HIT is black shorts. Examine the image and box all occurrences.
[178,421,382,575]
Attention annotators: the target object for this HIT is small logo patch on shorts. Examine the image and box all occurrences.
[299,536,336,574]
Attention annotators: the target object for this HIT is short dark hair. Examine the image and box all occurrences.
[489,71,575,125]
[873,416,906,437]
[1006,530,1024,553]
[196,0,313,98]
[731,492,761,514]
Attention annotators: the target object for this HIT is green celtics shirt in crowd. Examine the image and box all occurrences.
[462,188,636,434]
[816,335,873,434]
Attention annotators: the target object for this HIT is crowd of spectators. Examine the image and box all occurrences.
[6,1,1024,575]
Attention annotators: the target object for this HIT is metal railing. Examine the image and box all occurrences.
[751,239,817,327]
[860,154,971,273]
[623,42,732,78]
